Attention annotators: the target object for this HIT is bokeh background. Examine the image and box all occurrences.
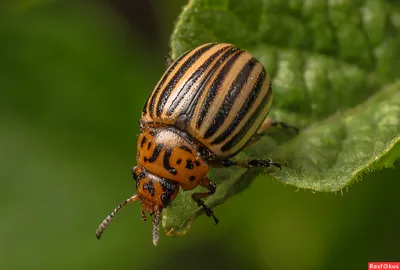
[1,1,399,269]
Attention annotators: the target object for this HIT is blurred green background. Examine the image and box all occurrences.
[0,1,399,270]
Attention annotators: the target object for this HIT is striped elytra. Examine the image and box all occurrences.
[96,43,287,247]
[141,43,273,158]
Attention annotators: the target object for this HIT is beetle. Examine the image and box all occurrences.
[95,43,298,246]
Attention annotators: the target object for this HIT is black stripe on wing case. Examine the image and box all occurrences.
[220,80,272,152]
[146,50,189,115]
[204,58,258,139]
[166,45,232,116]
[155,43,217,118]
[195,50,244,129]
[182,47,239,122]
[211,69,266,145]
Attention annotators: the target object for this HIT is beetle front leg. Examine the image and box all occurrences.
[219,158,281,170]
[246,117,299,148]
[191,177,219,224]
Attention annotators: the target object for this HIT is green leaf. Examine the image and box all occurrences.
[3,0,57,14]
[163,0,400,235]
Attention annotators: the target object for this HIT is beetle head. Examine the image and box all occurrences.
[95,166,179,246]
[132,165,179,214]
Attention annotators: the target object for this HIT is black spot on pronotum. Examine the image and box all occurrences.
[194,160,200,166]
[186,159,194,169]
[177,159,182,164]
[146,143,163,163]
[147,141,152,150]
[179,145,192,153]
[163,148,177,175]
[140,136,147,148]
[189,176,196,182]
[143,181,155,196]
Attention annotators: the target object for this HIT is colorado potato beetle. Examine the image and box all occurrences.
[96,43,298,246]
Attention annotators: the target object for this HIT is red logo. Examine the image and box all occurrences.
[369,263,400,269]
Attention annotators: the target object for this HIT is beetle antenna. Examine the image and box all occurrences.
[152,207,161,246]
[96,194,139,240]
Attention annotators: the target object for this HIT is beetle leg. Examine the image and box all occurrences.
[219,158,281,170]
[191,177,219,224]
[246,117,299,147]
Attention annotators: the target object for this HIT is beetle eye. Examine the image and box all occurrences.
[132,168,139,181]
[161,193,171,207]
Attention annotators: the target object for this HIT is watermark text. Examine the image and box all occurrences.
[369,262,400,270]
